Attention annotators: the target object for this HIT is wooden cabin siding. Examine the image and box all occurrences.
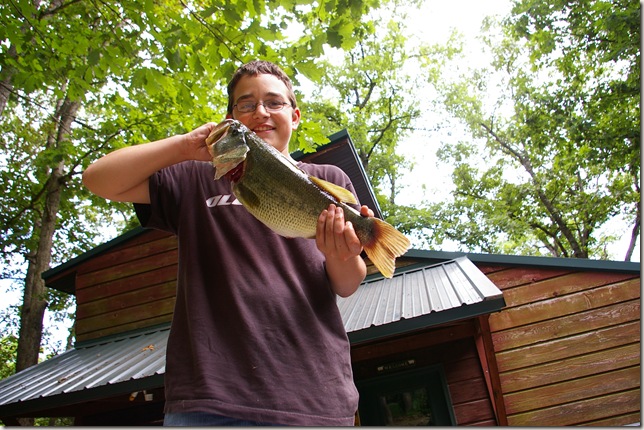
[351,322,497,426]
[75,230,178,342]
[480,264,640,426]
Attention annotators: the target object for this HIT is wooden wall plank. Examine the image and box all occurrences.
[495,321,639,373]
[492,299,640,351]
[77,249,178,288]
[498,272,637,309]
[482,267,571,290]
[490,278,639,331]
[585,412,641,426]
[77,281,177,320]
[76,314,174,343]
[469,419,497,426]
[453,398,495,426]
[499,343,641,393]
[77,232,176,275]
[507,389,640,426]
[448,376,490,404]
[76,297,176,336]
[444,356,486,384]
[504,366,640,414]
[350,321,477,362]
[76,264,177,304]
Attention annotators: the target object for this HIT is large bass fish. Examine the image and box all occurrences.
[205,119,410,278]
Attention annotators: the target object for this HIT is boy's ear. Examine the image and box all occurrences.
[292,108,301,130]
[226,113,232,119]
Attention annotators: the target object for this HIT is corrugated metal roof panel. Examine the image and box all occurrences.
[337,257,504,340]
[0,326,168,411]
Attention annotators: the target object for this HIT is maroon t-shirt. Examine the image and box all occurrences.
[134,160,360,426]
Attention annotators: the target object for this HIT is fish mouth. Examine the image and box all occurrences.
[205,119,235,146]
[206,119,250,180]
[224,161,245,183]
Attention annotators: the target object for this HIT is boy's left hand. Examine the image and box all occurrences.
[316,204,374,261]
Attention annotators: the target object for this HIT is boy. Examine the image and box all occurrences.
[82,60,370,425]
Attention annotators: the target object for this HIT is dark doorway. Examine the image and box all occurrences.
[356,365,456,426]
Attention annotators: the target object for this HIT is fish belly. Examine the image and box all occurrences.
[232,161,330,239]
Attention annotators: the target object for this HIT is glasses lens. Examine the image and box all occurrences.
[235,101,290,113]
[265,101,286,111]
[237,102,255,113]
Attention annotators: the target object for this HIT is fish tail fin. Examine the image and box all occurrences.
[362,218,411,278]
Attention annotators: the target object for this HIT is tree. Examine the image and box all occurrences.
[300,2,436,227]
[0,0,385,384]
[424,0,640,259]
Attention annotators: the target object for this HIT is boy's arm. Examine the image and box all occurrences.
[82,123,217,203]
[316,204,372,297]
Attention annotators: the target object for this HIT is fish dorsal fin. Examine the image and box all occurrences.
[309,176,358,205]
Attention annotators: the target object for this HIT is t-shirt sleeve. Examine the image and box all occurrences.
[133,161,204,234]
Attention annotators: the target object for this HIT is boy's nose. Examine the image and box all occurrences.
[253,103,270,117]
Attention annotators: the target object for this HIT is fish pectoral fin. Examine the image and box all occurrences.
[309,176,358,205]
[235,182,261,210]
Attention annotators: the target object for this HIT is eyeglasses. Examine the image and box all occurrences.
[233,100,292,113]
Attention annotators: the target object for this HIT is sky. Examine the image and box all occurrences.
[391,0,512,206]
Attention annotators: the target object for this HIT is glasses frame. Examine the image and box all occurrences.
[233,100,292,114]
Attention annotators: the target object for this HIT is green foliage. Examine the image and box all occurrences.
[0,334,18,379]
[302,9,430,224]
[427,0,640,259]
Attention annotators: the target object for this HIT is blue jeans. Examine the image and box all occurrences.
[163,411,284,426]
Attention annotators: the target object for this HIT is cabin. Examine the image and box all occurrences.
[0,130,639,426]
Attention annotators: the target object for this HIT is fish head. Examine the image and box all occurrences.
[206,119,250,180]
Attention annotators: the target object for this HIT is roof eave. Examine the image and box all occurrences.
[347,296,506,345]
[402,249,641,274]
[0,374,164,419]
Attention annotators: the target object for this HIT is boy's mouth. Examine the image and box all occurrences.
[253,125,274,133]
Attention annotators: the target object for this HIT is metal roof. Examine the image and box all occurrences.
[0,326,169,418]
[338,257,505,343]
[0,257,504,419]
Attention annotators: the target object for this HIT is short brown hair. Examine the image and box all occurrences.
[226,60,298,115]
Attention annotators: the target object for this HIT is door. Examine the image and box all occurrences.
[356,365,456,426]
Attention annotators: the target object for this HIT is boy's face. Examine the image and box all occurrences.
[228,74,301,156]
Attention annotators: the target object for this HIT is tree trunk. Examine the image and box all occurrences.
[624,215,640,262]
[15,98,80,373]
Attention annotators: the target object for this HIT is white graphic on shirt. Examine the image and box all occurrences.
[206,194,242,207]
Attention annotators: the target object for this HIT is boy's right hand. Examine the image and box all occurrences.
[183,122,219,162]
